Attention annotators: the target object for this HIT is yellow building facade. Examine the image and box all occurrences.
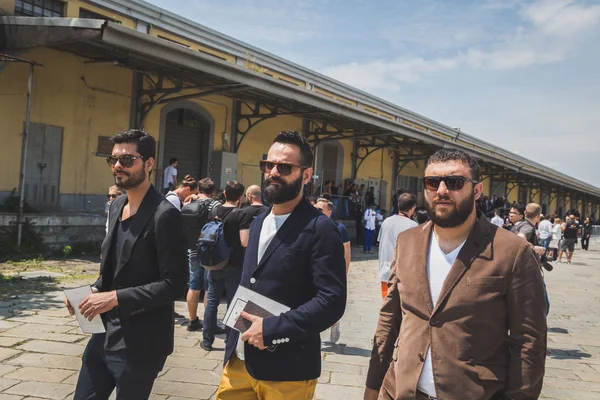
[2,0,599,220]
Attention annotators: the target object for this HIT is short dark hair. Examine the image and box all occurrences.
[169,158,178,165]
[426,148,480,181]
[198,178,215,195]
[110,129,156,159]
[273,131,313,167]
[225,180,245,202]
[398,193,417,212]
[512,204,526,215]
[416,209,429,224]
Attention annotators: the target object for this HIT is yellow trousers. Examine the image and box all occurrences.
[216,355,318,400]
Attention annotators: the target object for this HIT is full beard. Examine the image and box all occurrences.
[114,167,146,190]
[263,174,303,205]
[426,190,475,228]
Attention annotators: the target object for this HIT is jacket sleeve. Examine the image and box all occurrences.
[262,219,346,343]
[116,206,189,315]
[505,244,547,399]
[365,245,402,391]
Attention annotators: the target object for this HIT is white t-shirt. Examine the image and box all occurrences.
[236,211,291,361]
[538,220,553,240]
[490,215,504,227]
[417,234,466,397]
[377,215,418,282]
[163,165,177,188]
[364,208,377,230]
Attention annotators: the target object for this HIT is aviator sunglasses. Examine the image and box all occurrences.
[259,160,308,176]
[106,155,148,168]
[422,176,479,191]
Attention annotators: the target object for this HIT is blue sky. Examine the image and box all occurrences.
[147,0,600,187]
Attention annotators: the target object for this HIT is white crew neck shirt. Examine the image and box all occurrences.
[236,210,291,361]
[417,233,466,397]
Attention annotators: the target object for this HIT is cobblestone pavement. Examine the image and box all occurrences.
[0,247,599,399]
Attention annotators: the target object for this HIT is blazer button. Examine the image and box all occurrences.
[250,277,256,284]
[418,352,425,362]
[430,319,439,327]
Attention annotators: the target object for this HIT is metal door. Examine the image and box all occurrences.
[23,123,62,208]
[379,180,387,210]
[368,177,380,205]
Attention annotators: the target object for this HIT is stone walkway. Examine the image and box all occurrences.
[0,247,598,399]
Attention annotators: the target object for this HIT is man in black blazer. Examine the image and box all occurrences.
[66,129,188,399]
[216,131,347,399]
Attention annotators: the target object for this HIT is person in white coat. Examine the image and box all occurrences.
[363,205,377,254]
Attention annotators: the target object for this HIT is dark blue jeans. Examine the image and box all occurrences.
[74,334,165,400]
[203,266,242,347]
[364,228,375,252]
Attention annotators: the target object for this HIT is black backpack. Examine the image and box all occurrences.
[181,198,215,250]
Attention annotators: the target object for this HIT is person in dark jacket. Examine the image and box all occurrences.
[67,129,187,399]
[582,217,592,250]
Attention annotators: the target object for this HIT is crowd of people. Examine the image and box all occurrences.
[70,127,598,400]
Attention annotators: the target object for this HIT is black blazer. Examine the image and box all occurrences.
[95,185,188,363]
[224,198,347,381]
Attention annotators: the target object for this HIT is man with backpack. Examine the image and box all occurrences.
[200,180,246,351]
[181,178,220,332]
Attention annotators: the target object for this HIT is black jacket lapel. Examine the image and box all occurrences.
[114,186,161,279]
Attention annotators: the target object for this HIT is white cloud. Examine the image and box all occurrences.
[464,48,563,70]
[321,57,458,91]
[522,0,600,36]
[322,0,600,91]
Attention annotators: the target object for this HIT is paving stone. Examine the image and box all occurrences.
[0,394,24,400]
[0,338,24,347]
[0,365,18,377]
[315,383,364,399]
[17,340,85,357]
[0,321,21,333]
[330,372,365,387]
[5,315,72,326]
[174,337,201,348]
[541,385,600,400]
[171,347,210,359]
[4,367,75,383]
[0,378,20,392]
[5,381,74,400]
[164,356,221,370]
[2,323,73,335]
[151,380,216,399]
[62,371,79,384]
[0,348,21,362]
[2,325,85,343]
[321,361,362,375]
[324,353,370,366]
[6,353,81,371]
[574,370,600,383]
[159,367,222,386]
[545,367,581,380]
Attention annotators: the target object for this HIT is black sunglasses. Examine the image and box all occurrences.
[422,176,478,191]
[259,160,307,176]
[107,194,118,199]
[106,155,148,168]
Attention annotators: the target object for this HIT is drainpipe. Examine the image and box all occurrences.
[17,62,35,247]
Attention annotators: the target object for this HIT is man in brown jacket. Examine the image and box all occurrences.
[365,148,547,400]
